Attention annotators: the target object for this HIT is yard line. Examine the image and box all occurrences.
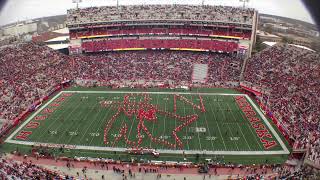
[127,97,140,147]
[89,94,114,146]
[216,96,239,149]
[201,97,215,150]
[77,96,106,145]
[182,95,190,151]
[35,94,81,143]
[117,100,131,148]
[160,94,168,150]
[206,96,227,150]
[189,95,202,150]
[226,125,239,151]
[64,96,101,145]
[236,124,252,150]
[149,94,158,148]
[225,99,251,150]
[174,94,177,150]
[47,95,86,143]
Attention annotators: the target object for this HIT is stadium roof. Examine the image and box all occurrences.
[262,41,315,52]
[262,41,278,46]
[53,28,69,34]
[46,43,69,50]
[45,36,69,42]
[289,44,315,52]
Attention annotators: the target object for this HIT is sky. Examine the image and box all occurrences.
[0,0,315,26]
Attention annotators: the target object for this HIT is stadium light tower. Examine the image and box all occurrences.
[239,0,249,8]
[72,0,82,9]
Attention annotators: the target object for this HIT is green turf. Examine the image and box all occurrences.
[3,87,290,164]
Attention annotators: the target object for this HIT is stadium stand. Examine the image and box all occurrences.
[74,50,242,86]
[1,4,319,175]
[0,43,73,133]
[2,42,320,168]
[69,27,252,39]
[0,157,70,179]
[67,5,256,56]
[67,5,254,25]
[81,39,239,53]
[243,44,320,167]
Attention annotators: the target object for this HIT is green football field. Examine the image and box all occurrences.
[4,88,290,164]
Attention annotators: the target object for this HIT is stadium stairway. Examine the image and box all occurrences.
[192,64,208,83]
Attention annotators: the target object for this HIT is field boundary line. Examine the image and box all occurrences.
[4,140,289,155]
[63,91,244,96]
[5,91,63,142]
[244,95,290,154]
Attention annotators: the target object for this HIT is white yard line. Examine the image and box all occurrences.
[206,97,227,151]
[225,100,251,150]
[89,94,113,146]
[160,95,168,150]
[75,97,104,145]
[202,97,215,150]
[227,125,239,151]
[217,97,239,149]
[54,98,87,144]
[236,124,252,150]
[182,98,190,151]
[127,99,138,146]
[189,95,202,150]
[149,94,158,148]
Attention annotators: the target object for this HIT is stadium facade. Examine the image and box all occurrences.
[66,5,258,58]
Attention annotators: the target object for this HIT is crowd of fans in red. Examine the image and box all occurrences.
[81,39,239,53]
[67,5,254,25]
[73,50,241,86]
[0,41,319,177]
[243,44,320,166]
[0,157,70,179]
[0,43,73,132]
[70,27,251,40]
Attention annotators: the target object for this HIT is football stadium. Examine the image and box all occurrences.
[0,1,319,179]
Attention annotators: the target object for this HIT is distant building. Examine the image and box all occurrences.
[2,22,37,36]
[257,30,282,42]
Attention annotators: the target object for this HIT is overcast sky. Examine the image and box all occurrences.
[0,0,314,26]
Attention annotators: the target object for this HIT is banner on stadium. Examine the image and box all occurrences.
[114,48,147,51]
[170,48,207,52]
[209,35,242,39]
[240,84,263,96]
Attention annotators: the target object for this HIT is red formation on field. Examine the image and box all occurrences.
[101,93,206,150]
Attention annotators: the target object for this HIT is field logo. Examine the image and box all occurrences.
[101,93,206,150]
